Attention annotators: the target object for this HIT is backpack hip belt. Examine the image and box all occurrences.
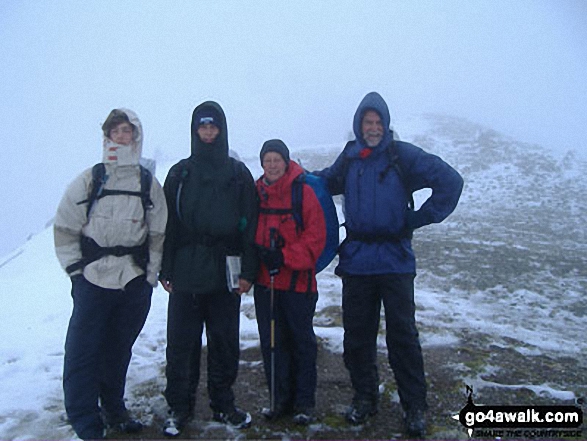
[66,236,149,275]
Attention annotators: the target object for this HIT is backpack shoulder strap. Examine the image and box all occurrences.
[230,157,250,194]
[232,157,254,201]
[83,163,108,217]
[139,165,154,217]
[340,140,355,176]
[79,163,154,219]
[260,174,306,232]
[382,141,415,210]
[291,174,305,233]
[173,159,191,222]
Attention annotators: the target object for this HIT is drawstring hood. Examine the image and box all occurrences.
[188,101,231,183]
[101,108,143,167]
[352,91,393,151]
[190,101,229,168]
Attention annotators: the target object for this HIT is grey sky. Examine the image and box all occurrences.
[0,0,586,256]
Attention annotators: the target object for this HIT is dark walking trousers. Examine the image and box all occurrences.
[164,289,241,415]
[342,273,428,411]
[254,284,318,411]
[63,275,152,440]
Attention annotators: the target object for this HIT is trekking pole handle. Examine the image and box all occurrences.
[270,227,277,250]
[269,228,279,277]
[269,227,285,249]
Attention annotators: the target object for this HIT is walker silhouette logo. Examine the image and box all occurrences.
[452,385,584,439]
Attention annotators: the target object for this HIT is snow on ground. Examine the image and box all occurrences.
[1,220,584,440]
[417,282,587,356]
[0,224,261,440]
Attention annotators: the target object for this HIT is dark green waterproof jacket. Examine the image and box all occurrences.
[160,101,258,294]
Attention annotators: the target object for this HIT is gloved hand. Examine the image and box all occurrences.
[260,247,284,275]
[405,208,428,231]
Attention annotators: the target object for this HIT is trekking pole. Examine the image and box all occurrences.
[269,227,278,414]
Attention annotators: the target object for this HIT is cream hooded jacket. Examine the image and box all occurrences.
[54,109,167,289]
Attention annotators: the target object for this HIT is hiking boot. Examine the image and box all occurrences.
[292,408,316,425]
[212,407,252,429]
[78,427,105,440]
[107,418,143,434]
[162,411,191,438]
[344,401,378,425]
[260,402,294,420]
[102,410,143,435]
[260,407,282,420]
[404,408,427,438]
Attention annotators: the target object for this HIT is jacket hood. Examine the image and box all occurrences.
[190,101,229,159]
[102,108,143,167]
[352,92,392,149]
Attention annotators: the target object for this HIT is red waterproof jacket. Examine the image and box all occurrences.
[255,160,326,293]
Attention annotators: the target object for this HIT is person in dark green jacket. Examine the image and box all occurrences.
[159,101,258,437]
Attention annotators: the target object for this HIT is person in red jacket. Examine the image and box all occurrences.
[254,139,326,425]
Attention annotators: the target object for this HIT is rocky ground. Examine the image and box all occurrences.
[110,337,586,440]
[107,225,587,440]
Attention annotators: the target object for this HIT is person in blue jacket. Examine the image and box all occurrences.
[315,92,463,437]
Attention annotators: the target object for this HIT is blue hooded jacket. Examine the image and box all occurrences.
[316,92,464,275]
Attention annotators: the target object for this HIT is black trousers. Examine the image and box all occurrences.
[342,274,427,411]
[164,289,241,415]
[63,276,152,440]
[254,285,318,410]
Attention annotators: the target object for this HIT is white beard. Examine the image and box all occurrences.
[364,134,383,147]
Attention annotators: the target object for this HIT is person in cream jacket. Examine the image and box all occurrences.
[54,108,167,439]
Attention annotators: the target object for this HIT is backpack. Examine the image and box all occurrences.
[260,171,339,273]
[65,163,153,274]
